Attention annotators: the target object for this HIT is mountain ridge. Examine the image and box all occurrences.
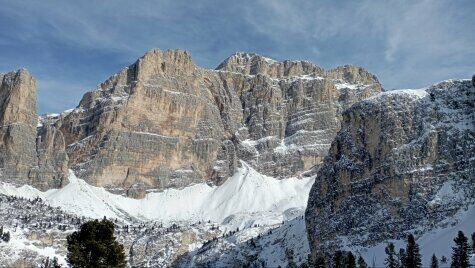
[1,48,382,198]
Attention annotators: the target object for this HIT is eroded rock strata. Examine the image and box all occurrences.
[305,79,475,260]
[1,49,382,197]
[0,69,68,190]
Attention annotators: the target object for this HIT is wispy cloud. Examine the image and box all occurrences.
[0,0,473,113]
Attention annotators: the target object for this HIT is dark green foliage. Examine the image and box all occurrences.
[345,251,356,268]
[41,257,62,268]
[314,254,326,268]
[430,254,438,268]
[385,243,398,268]
[0,226,10,243]
[333,250,344,268]
[357,255,368,268]
[286,248,297,268]
[404,234,422,268]
[66,218,125,268]
[398,248,406,267]
[440,256,448,264]
[451,231,469,268]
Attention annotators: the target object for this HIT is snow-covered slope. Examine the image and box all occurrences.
[0,162,314,228]
[347,203,475,267]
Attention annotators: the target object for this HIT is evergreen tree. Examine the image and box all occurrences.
[333,250,344,268]
[52,257,61,268]
[41,257,61,268]
[286,248,297,268]
[398,248,406,268]
[314,254,326,268]
[440,256,448,264]
[66,218,125,268]
[430,254,438,268]
[1,231,10,242]
[405,234,422,268]
[471,232,475,254]
[357,255,368,268]
[385,243,398,268]
[345,251,356,268]
[450,231,469,268]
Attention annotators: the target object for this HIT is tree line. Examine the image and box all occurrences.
[305,231,474,268]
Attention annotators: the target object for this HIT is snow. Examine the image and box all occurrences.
[345,203,475,267]
[428,180,466,207]
[364,88,429,103]
[0,162,314,229]
[334,82,358,90]
[0,228,67,266]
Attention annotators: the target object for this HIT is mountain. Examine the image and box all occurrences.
[0,49,473,267]
[3,49,382,198]
[0,69,68,191]
[305,79,475,263]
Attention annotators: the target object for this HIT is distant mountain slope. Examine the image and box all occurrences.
[306,79,475,262]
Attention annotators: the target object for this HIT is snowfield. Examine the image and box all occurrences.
[0,162,314,229]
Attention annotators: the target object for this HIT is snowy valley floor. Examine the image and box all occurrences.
[0,163,474,267]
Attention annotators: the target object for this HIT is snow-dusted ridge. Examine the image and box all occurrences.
[0,162,314,228]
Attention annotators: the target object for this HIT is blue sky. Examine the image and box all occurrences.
[0,0,474,114]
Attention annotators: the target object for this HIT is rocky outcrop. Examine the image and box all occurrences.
[52,49,381,197]
[0,69,68,190]
[305,79,475,260]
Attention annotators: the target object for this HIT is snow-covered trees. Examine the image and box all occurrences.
[0,226,10,242]
[404,234,422,268]
[384,243,398,268]
[450,231,469,268]
[430,254,438,268]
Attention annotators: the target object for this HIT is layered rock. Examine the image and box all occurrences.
[53,49,381,197]
[0,69,68,190]
[305,79,475,260]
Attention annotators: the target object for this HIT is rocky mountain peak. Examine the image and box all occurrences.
[0,69,68,190]
[134,48,196,81]
[216,52,324,78]
[1,49,383,198]
[326,64,380,85]
[0,69,37,129]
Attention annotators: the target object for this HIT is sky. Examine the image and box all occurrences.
[0,0,474,114]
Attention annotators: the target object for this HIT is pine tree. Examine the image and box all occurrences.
[385,243,398,268]
[52,257,61,268]
[1,231,10,242]
[440,256,448,264]
[333,250,344,268]
[430,254,438,268]
[345,252,356,268]
[451,231,469,268]
[398,248,406,268]
[286,248,297,268]
[357,255,368,268]
[471,232,475,254]
[405,234,422,268]
[66,218,125,268]
[314,254,326,268]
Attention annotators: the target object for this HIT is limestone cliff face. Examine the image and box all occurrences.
[305,80,475,259]
[0,49,382,197]
[52,49,381,197]
[0,69,68,190]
